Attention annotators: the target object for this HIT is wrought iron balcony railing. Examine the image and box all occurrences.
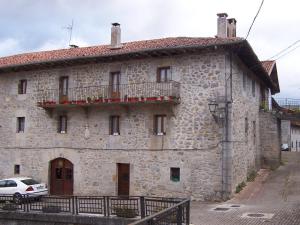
[37,81,180,108]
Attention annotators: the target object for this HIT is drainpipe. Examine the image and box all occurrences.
[221,52,233,199]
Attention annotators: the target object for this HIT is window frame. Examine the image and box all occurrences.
[154,115,167,135]
[109,115,120,135]
[157,67,171,83]
[16,117,25,133]
[18,79,27,94]
[59,76,69,96]
[170,167,180,182]
[14,165,20,175]
[58,115,68,134]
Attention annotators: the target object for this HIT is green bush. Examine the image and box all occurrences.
[235,181,246,193]
[247,170,257,182]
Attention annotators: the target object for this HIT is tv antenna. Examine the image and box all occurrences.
[62,19,74,47]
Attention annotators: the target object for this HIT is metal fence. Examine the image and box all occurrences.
[274,98,300,110]
[129,199,190,225]
[36,81,180,105]
[0,195,190,224]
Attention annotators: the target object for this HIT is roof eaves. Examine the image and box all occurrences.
[0,39,245,72]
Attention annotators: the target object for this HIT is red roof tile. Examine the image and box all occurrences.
[0,37,242,69]
[261,60,275,75]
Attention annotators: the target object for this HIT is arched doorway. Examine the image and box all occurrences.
[50,158,73,195]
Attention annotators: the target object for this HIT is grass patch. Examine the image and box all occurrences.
[247,170,257,182]
[235,181,246,193]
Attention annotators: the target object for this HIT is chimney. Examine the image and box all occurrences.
[227,18,237,38]
[111,23,122,49]
[217,13,228,38]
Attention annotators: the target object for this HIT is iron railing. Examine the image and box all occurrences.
[0,195,189,224]
[129,199,190,225]
[274,98,300,110]
[36,81,180,106]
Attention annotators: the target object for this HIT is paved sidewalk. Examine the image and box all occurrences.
[190,152,300,225]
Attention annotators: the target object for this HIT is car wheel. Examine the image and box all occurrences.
[13,193,23,204]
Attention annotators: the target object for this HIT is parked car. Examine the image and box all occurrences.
[281,143,289,151]
[0,177,48,203]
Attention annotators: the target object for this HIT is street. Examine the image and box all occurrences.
[191,152,300,225]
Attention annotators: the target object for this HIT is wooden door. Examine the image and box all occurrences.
[50,158,73,195]
[59,76,69,103]
[117,163,130,196]
[110,72,120,98]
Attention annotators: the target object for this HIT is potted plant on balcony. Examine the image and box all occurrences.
[146,97,157,102]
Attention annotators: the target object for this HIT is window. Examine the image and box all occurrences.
[21,179,39,185]
[6,180,17,187]
[252,79,256,97]
[170,168,180,182]
[59,76,68,96]
[110,116,120,135]
[17,117,25,133]
[0,181,6,188]
[110,72,121,93]
[58,115,67,133]
[14,165,20,175]
[245,117,248,137]
[18,80,27,94]
[242,73,246,90]
[157,67,171,82]
[154,115,167,135]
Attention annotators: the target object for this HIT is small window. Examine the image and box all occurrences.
[17,117,25,133]
[6,180,17,187]
[253,121,256,144]
[18,80,27,94]
[59,76,69,96]
[154,115,167,135]
[245,117,248,137]
[170,168,180,182]
[110,116,120,135]
[157,67,171,82]
[58,115,67,133]
[14,165,20,175]
[252,79,256,97]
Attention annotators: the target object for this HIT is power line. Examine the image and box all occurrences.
[274,44,300,60]
[269,40,300,59]
[245,0,265,39]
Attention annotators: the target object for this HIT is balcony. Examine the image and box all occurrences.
[37,81,180,108]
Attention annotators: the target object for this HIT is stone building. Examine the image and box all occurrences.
[0,14,280,200]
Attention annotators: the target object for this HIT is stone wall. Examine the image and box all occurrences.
[259,111,281,168]
[229,55,267,193]
[0,52,226,200]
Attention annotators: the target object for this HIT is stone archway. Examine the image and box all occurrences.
[50,158,73,195]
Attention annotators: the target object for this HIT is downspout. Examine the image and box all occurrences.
[221,52,233,199]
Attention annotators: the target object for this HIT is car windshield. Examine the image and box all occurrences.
[21,179,39,185]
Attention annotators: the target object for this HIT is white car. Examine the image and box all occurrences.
[0,177,48,203]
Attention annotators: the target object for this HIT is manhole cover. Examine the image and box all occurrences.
[242,213,274,219]
[230,205,241,208]
[247,213,265,218]
[214,207,230,211]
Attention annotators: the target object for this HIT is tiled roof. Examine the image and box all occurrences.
[261,60,275,75]
[0,37,243,69]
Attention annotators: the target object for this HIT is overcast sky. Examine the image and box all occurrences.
[0,0,299,99]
